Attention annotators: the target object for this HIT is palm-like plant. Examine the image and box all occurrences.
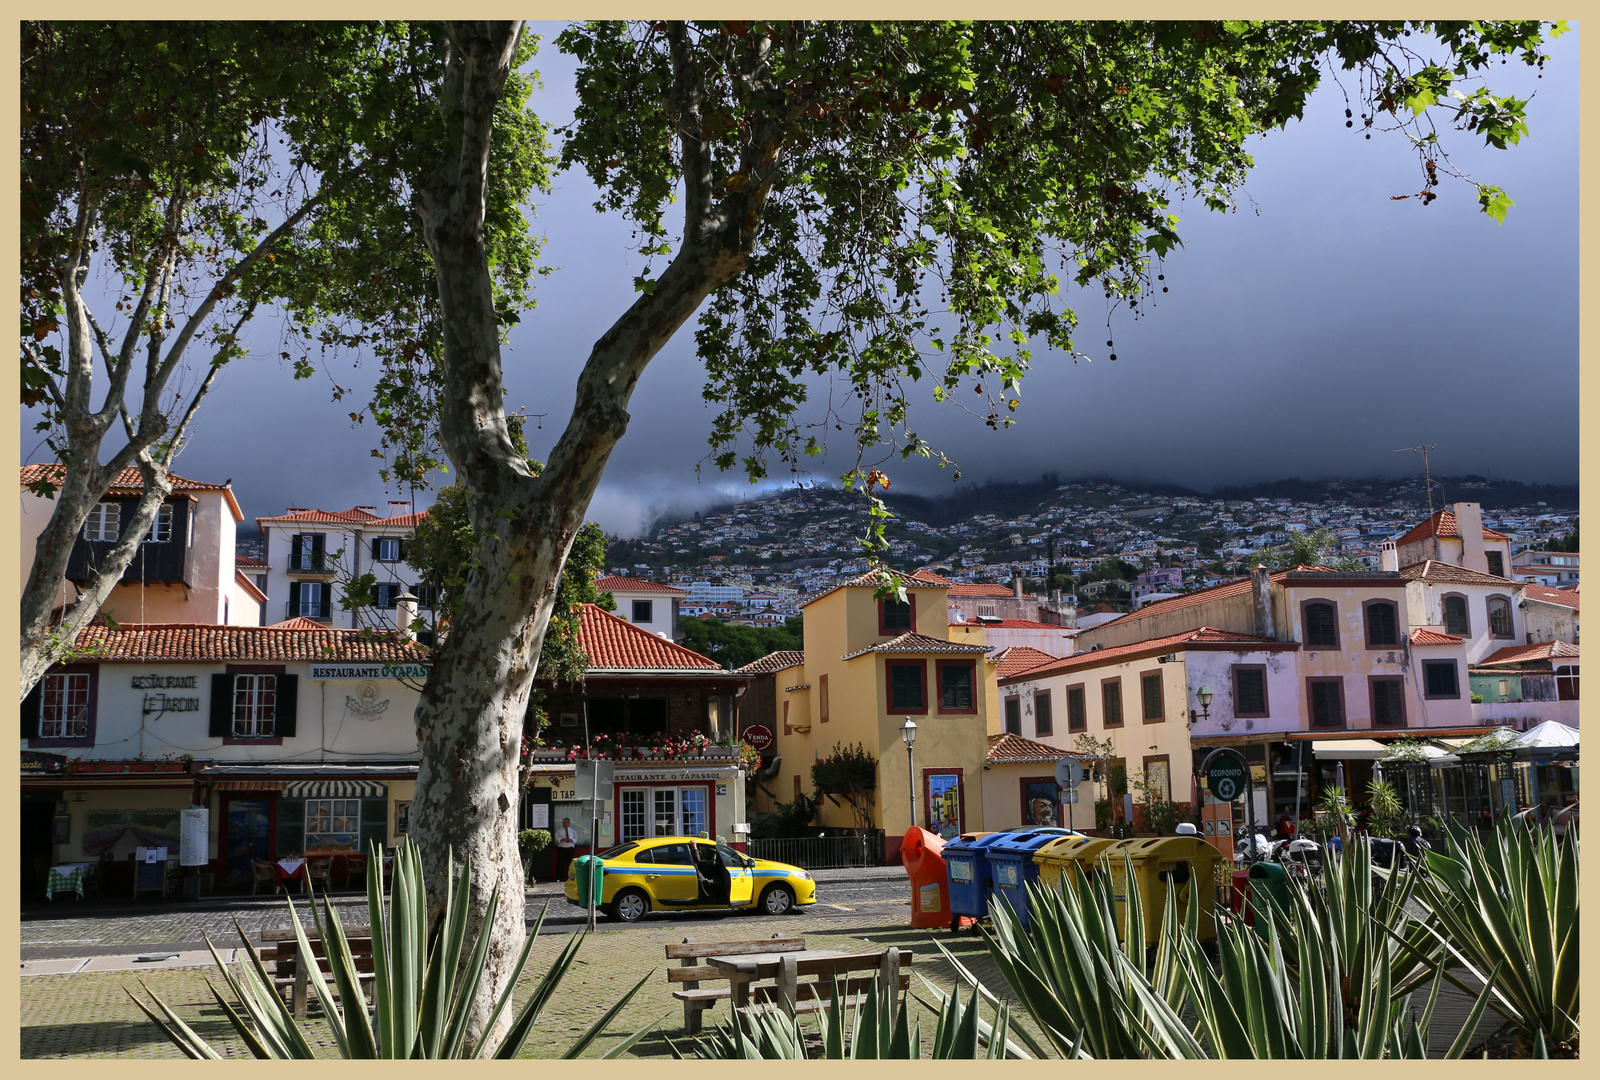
[129,841,655,1058]
[1409,815,1579,1051]
[676,971,1017,1059]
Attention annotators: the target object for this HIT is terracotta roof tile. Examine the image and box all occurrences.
[22,463,243,521]
[256,507,384,525]
[1524,583,1580,611]
[1478,640,1579,666]
[66,623,430,663]
[1394,509,1511,546]
[947,583,1023,597]
[1409,628,1465,646]
[1399,560,1520,587]
[986,732,1084,764]
[235,555,267,568]
[1001,626,1288,683]
[593,575,690,595]
[802,565,949,608]
[269,616,331,630]
[991,646,1060,678]
[909,569,957,586]
[577,604,722,671]
[839,631,993,661]
[730,650,807,675]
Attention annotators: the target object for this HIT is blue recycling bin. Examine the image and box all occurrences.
[985,827,1080,929]
[943,831,1015,927]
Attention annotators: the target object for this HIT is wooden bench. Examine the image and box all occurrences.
[259,925,376,1019]
[745,948,913,1020]
[665,933,806,1034]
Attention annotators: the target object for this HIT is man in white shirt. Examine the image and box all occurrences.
[556,817,578,879]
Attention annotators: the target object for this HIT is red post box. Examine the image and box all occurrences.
[901,826,973,929]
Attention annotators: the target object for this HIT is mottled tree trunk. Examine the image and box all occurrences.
[410,20,780,1049]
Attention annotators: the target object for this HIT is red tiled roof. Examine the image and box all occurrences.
[269,616,331,630]
[379,511,430,528]
[593,575,689,595]
[1001,627,1289,684]
[802,565,949,608]
[909,569,957,586]
[1394,509,1511,546]
[1410,628,1465,646]
[1524,583,1580,612]
[948,583,1023,597]
[256,507,383,525]
[235,555,267,568]
[577,604,721,671]
[991,646,1060,678]
[22,463,244,521]
[986,733,1083,764]
[840,630,993,661]
[1399,560,1519,586]
[1478,640,1580,666]
[1088,575,1255,630]
[730,650,806,675]
[66,623,430,662]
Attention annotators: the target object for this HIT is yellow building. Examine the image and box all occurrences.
[748,568,996,861]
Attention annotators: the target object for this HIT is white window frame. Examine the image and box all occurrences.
[83,502,120,542]
[40,672,90,739]
[232,673,278,737]
[375,537,403,563]
[305,798,361,850]
[144,503,173,542]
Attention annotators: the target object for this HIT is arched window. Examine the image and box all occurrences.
[1487,596,1514,639]
[1302,600,1339,648]
[1442,594,1470,637]
[1364,600,1399,647]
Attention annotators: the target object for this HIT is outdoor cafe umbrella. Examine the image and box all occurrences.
[1515,720,1579,756]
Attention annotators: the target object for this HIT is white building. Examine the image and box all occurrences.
[594,575,689,639]
[256,502,430,633]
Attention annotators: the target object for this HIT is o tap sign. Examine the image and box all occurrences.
[741,723,775,753]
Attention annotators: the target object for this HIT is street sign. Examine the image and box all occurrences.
[1205,757,1247,802]
[1054,758,1082,789]
[574,759,614,801]
[1061,788,1079,805]
[741,723,775,752]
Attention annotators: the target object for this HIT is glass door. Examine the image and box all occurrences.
[224,797,272,888]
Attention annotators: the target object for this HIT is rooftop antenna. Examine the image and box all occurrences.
[1394,444,1439,518]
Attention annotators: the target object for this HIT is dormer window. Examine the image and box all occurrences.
[879,595,914,635]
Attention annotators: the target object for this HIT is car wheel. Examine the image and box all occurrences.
[760,883,795,916]
[609,888,650,923]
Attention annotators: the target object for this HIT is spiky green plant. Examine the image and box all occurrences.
[674,970,1019,1059]
[129,841,655,1058]
[1409,814,1579,1049]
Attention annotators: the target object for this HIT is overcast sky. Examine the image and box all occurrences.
[26,23,1578,537]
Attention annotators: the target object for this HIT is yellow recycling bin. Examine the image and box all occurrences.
[1033,835,1121,895]
[1103,836,1225,943]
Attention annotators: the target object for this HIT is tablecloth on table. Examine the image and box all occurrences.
[46,864,89,900]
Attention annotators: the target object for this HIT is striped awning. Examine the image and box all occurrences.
[283,780,387,799]
[214,780,286,792]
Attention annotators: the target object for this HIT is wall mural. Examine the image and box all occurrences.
[82,807,181,855]
[345,680,391,719]
[1022,778,1061,827]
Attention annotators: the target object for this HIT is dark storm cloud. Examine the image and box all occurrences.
[36,24,1575,535]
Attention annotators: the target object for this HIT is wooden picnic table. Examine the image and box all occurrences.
[704,949,856,1009]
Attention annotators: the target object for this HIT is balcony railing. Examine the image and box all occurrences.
[287,554,330,572]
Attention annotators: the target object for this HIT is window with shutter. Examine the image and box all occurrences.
[373,583,400,609]
[1423,661,1460,699]
[631,599,654,623]
[1303,601,1339,647]
[1101,678,1123,727]
[1443,595,1470,636]
[879,597,913,634]
[1035,690,1055,735]
[1308,678,1344,727]
[937,662,975,712]
[1003,696,1021,735]
[1486,551,1504,577]
[1063,687,1084,732]
[1140,672,1164,722]
[1365,601,1398,647]
[1487,597,1513,638]
[887,661,926,712]
[1232,666,1268,717]
[374,537,403,562]
[1371,677,1405,726]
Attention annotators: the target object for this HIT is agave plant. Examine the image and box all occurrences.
[977,851,1498,1058]
[130,841,655,1059]
[673,970,1019,1059]
[1408,814,1579,1050]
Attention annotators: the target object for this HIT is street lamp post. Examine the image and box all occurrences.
[901,718,918,833]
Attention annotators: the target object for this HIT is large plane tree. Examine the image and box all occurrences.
[396,20,1558,1043]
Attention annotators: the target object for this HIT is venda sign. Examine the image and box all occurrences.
[309,663,430,680]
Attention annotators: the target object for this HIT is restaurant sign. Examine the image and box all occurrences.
[21,750,67,775]
[309,663,430,681]
[614,768,734,784]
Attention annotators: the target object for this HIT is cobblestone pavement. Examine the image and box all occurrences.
[19,914,1015,1059]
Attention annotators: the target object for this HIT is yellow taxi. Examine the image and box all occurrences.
[564,836,818,923]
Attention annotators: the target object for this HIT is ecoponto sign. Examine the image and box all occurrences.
[309,663,430,681]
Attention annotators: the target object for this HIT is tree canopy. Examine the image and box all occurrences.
[678,614,803,669]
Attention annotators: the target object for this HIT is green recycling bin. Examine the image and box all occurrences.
[572,854,605,907]
[1104,836,1224,943]
[1245,861,1292,937]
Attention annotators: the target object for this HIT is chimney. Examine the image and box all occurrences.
[1012,573,1024,598]
[1455,502,1488,574]
[394,591,418,642]
[1251,566,1275,638]
[1379,540,1399,573]
[388,499,411,514]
